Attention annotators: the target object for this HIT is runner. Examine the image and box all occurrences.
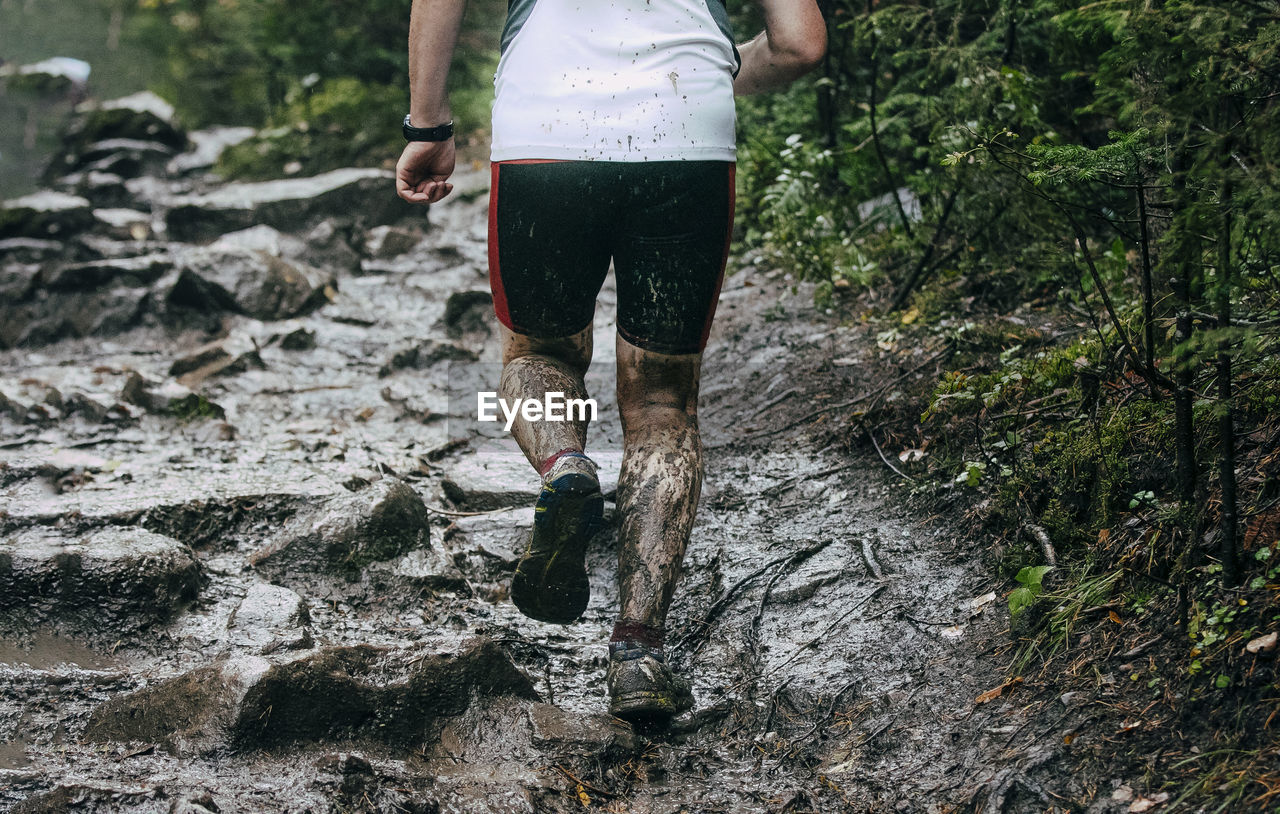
[396,0,826,724]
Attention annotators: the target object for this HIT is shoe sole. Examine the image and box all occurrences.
[609,690,689,722]
[510,471,602,624]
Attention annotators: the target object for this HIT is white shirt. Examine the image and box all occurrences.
[491,0,739,162]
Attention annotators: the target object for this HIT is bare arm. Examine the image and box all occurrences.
[733,0,827,96]
[396,0,468,204]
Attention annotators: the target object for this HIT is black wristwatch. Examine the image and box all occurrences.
[402,115,454,142]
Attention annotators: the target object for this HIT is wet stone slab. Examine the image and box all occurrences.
[0,527,200,626]
[0,460,344,527]
[441,440,622,510]
[247,478,431,578]
[83,638,537,755]
[0,191,94,240]
[8,783,167,814]
[226,583,312,654]
[163,245,334,321]
[527,702,637,759]
[163,168,413,243]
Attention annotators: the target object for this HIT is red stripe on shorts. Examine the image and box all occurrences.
[488,160,567,331]
[698,163,736,351]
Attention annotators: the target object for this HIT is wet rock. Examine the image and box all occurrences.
[0,384,117,427]
[442,289,494,338]
[167,126,256,175]
[0,263,42,302]
[277,327,316,351]
[74,233,163,260]
[168,338,264,385]
[0,285,150,348]
[54,92,186,177]
[56,169,131,208]
[378,547,471,594]
[210,224,306,258]
[164,168,408,243]
[68,138,176,179]
[168,344,232,378]
[0,237,64,264]
[0,191,93,240]
[770,570,842,605]
[449,507,534,569]
[169,793,221,814]
[44,254,170,290]
[379,339,478,376]
[3,465,338,530]
[9,783,163,814]
[528,703,637,758]
[83,654,273,755]
[248,478,430,577]
[441,453,538,512]
[0,57,90,97]
[227,583,312,654]
[0,527,201,626]
[120,372,226,420]
[441,443,623,511]
[303,219,363,274]
[83,638,537,754]
[162,245,333,321]
[212,223,357,277]
[363,225,421,260]
[91,208,152,241]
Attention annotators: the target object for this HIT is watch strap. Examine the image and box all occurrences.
[402,115,454,142]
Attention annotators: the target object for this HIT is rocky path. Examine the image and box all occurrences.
[1,94,1044,813]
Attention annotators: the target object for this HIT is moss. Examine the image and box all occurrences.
[168,394,225,422]
[216,79,408,181]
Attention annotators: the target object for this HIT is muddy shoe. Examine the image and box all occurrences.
[510,452,602,624]
[607,641,693,724]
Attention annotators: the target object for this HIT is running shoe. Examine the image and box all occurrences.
[606,640,694,723]
[510,452,602,624]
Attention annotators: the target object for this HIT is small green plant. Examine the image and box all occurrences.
[1128,490,1157,510]
[1008,565,1054,620]
[954,460,986,487]
[169,394,224,422]
[1249,547,1278,590]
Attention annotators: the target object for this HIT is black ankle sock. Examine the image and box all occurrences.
[610,620,664,649]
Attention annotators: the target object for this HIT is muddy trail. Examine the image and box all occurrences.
[1,95,1051,813]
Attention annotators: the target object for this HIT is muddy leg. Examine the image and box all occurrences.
[498,324,593,471]
[615,335,703,633]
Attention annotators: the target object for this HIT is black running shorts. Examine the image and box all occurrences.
[488,160,735,355]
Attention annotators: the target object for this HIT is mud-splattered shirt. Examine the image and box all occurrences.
[491,0,739,162]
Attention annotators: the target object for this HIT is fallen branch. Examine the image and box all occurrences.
[860,536,885,580]
[713,585,888,702]
[750,557,795,655]
[766,585,887,677]
[1023,523,1057,567]
[763,461,860,497]
[788,678,860,744]
[681,539,834,653]
[750,388,798,419]
[862,421,916,482]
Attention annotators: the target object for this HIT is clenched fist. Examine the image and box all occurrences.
[395,139,456,204]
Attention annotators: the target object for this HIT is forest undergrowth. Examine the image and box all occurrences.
[733,0,1280,808]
